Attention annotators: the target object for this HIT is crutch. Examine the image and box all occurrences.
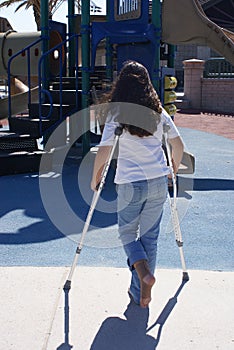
[64,126,123,290]
[163,124,189,282]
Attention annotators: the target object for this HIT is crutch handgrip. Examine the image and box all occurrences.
[163,123,170,134]
[95,126,123,191]
[115,126,124,136]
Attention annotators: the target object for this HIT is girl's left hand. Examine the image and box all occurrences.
[91,178,98,191]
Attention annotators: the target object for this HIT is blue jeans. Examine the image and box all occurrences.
[117,176,168,304]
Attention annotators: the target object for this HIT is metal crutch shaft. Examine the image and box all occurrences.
[163,124,189,282]
[64,126,123,290]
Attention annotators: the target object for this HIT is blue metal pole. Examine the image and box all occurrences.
[106,0,113,84]
[151,0,161,92]
[168,44,175,68]
[68,0,75,76]
[81,0,90,156]
[41,0,49,90]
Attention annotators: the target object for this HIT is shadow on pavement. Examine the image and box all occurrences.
[0,165,117,245]
[177,176,234,199]
[64,279,189,350]
[193,178,234,191]
[56,287,73,350]
[146,279,188,347]
[90,300,156,350]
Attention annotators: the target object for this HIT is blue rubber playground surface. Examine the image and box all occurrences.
[0,127,233,271]
[0,125,234,350]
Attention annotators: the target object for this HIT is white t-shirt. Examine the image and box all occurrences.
[99,107,180,184]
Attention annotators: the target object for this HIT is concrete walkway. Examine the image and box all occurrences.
[1,267,234,350]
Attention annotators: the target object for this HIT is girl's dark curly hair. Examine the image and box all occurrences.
[102,61,162,137]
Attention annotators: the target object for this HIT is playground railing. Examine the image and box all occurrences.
[38,33,81,137]
[7,37,43,119]
[204,57,234,78]
[7,33,81,138]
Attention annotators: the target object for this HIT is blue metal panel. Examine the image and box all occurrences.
[91,22,158,69]
[117,41,156,77]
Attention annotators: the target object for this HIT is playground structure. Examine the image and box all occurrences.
[0,0,233,175]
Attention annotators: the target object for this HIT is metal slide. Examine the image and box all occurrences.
[161,0,234,66]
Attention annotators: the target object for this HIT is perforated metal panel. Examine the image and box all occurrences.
[0,133,38,152]
[114,0,142,21]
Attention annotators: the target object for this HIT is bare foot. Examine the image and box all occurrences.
[140,273,155,308]
[134,260,156,308]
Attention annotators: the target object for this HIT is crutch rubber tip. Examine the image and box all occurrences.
[63,280,71,290]
[182,272,189,282]
[115,126,123,136]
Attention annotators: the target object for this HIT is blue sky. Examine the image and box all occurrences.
[0,1,106,32]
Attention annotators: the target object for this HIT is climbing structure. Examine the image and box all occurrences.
[0,0,232,175]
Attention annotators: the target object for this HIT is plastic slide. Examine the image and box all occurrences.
[0,29,63,120]
[0,86,38,120]
[161,0,234,66]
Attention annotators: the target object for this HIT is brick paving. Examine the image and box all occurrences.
[174,109,234,140]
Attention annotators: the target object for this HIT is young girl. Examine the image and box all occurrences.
[91,61,184,308]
